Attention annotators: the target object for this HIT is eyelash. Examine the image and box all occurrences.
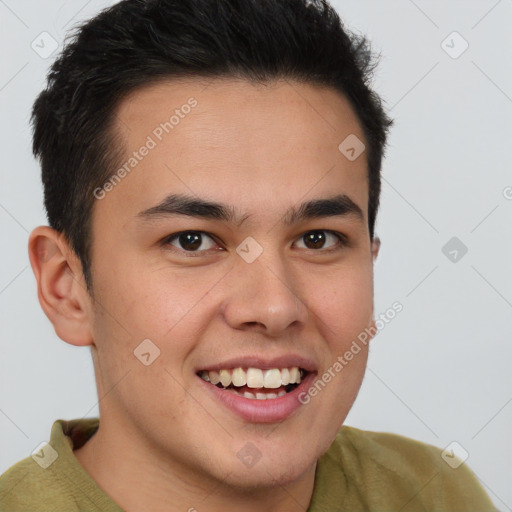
[161,230,348,256]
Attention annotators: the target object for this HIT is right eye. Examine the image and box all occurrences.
[163,231,222,255]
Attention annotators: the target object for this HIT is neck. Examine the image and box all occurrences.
[74,418,317,512]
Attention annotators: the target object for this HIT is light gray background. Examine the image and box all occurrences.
[1,0,511,509]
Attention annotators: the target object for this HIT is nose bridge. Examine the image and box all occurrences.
[222,245,309,336]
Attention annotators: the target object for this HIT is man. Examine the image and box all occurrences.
[0,0,497,510]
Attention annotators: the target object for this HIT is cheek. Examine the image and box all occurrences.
[95,261,207,332]
[93,263,227,374]
[306,265,374,341]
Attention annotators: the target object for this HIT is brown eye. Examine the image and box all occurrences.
[296,230,344,250]
[165,231,218,252]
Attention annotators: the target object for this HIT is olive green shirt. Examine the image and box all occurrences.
[0,418,497,511]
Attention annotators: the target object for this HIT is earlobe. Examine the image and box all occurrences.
[371,236,381,263]
[28,226,93,347]
[368,236,381,344]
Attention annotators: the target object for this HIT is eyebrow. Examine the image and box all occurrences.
[137,193,364,226]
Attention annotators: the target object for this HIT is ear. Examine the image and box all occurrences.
[28,226,94,347]
[371,236,381,263]
[367,236,381,340]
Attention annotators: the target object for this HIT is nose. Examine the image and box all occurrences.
[221,252,309,337]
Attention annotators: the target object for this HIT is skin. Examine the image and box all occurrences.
[29,78,380,512]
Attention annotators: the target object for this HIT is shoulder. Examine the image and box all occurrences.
[317,425,497,511]
[0,418,102,512]
[331,425,449,476]
[0,452,77,512]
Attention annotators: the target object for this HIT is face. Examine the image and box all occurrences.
[87,78,378,489]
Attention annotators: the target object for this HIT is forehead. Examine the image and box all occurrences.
[115,78,364,153]
[97,78,369,228]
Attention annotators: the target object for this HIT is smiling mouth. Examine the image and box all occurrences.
[198,367,307,400]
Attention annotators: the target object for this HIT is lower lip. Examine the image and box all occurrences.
[198,372,317,423]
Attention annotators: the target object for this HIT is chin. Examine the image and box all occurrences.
[205,437,320,490]
[220,458,315,491]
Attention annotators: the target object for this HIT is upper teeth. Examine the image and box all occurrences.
[200,367,303,389]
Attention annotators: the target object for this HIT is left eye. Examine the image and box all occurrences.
[295,230,344,251]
